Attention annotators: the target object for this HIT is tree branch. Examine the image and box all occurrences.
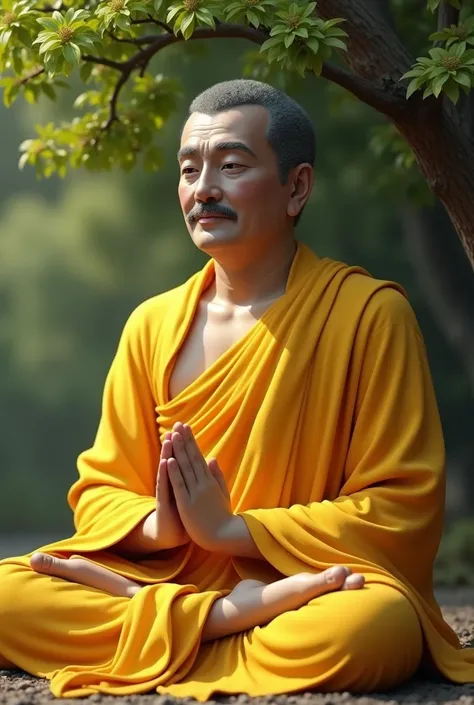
[315,0,414,113]
[18,67,45,85]
[82,54,124,70]
[92,20,407,133]
[131,15,173,33]
[103,68,132,130]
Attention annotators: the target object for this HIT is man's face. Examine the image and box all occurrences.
[178,104,294,255]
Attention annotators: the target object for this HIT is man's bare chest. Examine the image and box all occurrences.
[168,301,270,401]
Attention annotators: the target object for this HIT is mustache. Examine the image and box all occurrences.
[187,203,237,223]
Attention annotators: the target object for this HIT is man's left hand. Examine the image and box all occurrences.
[168,422,234,552]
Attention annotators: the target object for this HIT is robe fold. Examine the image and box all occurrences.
[1,240,473,698]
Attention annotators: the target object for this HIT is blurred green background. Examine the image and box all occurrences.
[0,40,473,580]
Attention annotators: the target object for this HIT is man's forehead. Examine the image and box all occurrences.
[180,105,269,147]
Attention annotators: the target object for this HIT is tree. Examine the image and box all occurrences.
[1,0,474,268]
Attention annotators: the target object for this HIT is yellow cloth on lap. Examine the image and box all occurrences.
[1,241,473,696]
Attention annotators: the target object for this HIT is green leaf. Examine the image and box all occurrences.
[442,77,460,102]
[310,53,323,75]
[427,0,440,11]
[41,82,57,100]
[325,28,347,38]
[3,82,20,107]
[180,13,195,39]
[284,32,295,48]
[428,65,448,78]
[294,27,308,38]
[79,61,94,82]
[18,152,30,171]
[11,51,23,75]
[246,9,259,27]
[431,71,449,97]
[422,83,434,98]
[63,42,81,65]
[267,45,281,63]
[224,6,243,21]
[451,41,466,57]
[153,0,163,12]
[39,39,62,54]
[196,9,215,28]
[306,37,319,54]
[270,24,288,35]
[24,84,40,104]
[261,35,283,51]
[401,68,425,80]
[453,70,472,88]
[52,10,65,25]
[429,31,447,41]
[429,47,446,61]
[37,17,61,31]
[323,17,345,28]
[448,0,461,8]
[114,13,131,31]
[301,2,317,18]
[166,5,185,22]
[406,76,425,98]
[65,7,75,23]
[323,37,346,50]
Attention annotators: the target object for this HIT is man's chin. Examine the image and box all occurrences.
[190,221,240,248]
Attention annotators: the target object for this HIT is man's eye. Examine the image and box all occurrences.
[222,163,243,170]
[182,167,196,175]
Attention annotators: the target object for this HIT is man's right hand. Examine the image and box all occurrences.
[114,433,190,556]
[151,432,190,549]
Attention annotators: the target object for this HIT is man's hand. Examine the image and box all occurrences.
[114,432,190,555]
[167,422,234,552]
[151,431,190,549]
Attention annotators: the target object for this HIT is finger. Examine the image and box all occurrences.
[156,459,170,499]
[182,424,209,475]
[167,457,189,500]
[342,573,365,590]
[208,458,230,499]
[30,552,67,577]
[160,434,173,461]
[171,431,196,485]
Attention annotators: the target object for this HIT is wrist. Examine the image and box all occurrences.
[216,515,263,559]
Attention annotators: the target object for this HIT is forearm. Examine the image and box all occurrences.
[216,515,265,560]
[113,510,190,557]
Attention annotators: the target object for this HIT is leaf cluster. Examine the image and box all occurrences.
[400,6,474,104]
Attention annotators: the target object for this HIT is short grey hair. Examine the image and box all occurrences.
[186,79,316,225]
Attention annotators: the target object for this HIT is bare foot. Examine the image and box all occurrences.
[201,566,365,642]
[30,552,142,597]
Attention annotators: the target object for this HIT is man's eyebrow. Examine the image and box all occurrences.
[177,141,257,161]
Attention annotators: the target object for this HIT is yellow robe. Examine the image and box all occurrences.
[1,241,473,698]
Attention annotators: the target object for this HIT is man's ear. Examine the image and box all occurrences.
[287,163,314,218]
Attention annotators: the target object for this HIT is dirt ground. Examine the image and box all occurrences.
[1,588,474,705]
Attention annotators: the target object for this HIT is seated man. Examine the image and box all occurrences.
[1,79,473,699]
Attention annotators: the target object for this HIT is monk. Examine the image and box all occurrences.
[1,78,473,699]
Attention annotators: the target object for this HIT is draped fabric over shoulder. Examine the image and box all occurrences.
[1,241,473,698]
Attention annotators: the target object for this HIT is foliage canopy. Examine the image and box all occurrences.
[0,0,473,191]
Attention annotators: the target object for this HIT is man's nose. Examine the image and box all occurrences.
[194,166,222,202]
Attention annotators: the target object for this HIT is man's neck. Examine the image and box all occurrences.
[209,238,297,308]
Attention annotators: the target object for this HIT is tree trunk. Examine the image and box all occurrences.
[400,202,474,513]
[400,203,474,395]
[395,107,474,270]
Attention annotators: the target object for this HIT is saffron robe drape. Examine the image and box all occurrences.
[1,241,473,697]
